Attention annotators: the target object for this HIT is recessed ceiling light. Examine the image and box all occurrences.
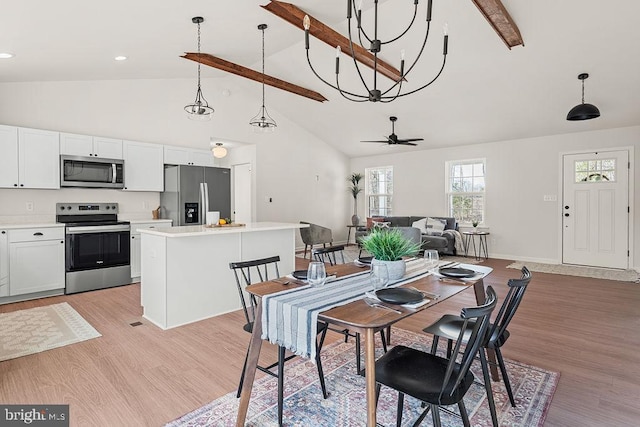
[114,56,127,61]
[0,53,15,59]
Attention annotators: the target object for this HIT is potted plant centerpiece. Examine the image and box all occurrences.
[361,228,422,280]
[348,172,363,226]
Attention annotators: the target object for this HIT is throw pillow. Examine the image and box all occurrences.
[411,217,427,234]
[425,217,446,236]
[373,221,391,229]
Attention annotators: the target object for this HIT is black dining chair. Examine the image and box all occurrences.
[312,245,346,265]
[422,267,532,426]
[229,255,329,426]
[375,286,498,427]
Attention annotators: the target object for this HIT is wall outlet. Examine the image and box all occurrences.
[543,195,557,202]
[26,201,34,212]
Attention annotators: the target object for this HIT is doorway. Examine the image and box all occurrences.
[232,163,252,224]
[562,150,629,269]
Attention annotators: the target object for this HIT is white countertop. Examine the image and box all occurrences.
[128,219,173,224]
[139,222,308,238]
[0,222,64,230]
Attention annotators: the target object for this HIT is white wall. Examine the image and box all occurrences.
[0,77,350,247]
[351,126,640,269]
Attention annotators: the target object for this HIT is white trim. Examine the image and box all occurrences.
[558,145,634,268]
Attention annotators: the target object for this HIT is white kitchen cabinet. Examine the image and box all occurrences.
[0,125,19,189]
[60,133,123,159]
[130,220,172,280]
[123,140,164,192]
[164,145,214,167]
[18,128,60,189]
[8,227,65,296]
[1,125,59,189]
[0,230,8,297]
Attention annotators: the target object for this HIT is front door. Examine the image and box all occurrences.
[562,150,629,269]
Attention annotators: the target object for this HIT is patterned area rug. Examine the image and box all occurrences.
[507,261,640,283]
[297,246,481,265]
[166,329,558,426]
[0,302,101,362]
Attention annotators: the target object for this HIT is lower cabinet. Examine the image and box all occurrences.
[0,230,8,297]
[130,221,172,280]
[8,228,65,296]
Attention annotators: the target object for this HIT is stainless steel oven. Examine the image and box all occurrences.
[56,203,131,294]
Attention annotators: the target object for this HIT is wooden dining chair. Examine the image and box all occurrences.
[375,287,498,427]
[422,267,532,426]
[229,255,329,426]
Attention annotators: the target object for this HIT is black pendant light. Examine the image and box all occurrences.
[249,24,277,132]
[185,17,214,121]
[567,73,600,121]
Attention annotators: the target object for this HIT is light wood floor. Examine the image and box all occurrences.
[1,258,639,426]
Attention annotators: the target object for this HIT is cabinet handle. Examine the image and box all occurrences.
[132,236,135,239]
[61,241,64,244]
[33,232,43,236]
[13,184,17,187]
[20,184,24,187]
[1,231,5,234]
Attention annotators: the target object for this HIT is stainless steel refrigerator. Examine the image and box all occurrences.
[160,165,231,226]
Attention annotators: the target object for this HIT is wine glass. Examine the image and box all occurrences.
[307,261,327,287]
[370,263,389,292]
[423,249,440,272]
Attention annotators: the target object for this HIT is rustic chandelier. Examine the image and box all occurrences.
[249,24,277,131]
[303,0,449,103]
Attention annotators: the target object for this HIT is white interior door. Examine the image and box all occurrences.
[233,163,252,224]
[562,150,629,269]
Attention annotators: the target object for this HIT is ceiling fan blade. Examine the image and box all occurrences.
[398,142,419,146]
[398,138,424,143]
[361,140,389,143]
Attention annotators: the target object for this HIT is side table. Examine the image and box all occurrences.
[462,231,490,260]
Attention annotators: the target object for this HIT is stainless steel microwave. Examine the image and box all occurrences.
[60,155,125,188]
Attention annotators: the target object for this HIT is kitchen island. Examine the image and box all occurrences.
[139,222,307,330]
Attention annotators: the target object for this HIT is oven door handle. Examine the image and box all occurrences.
[66,225,131,234]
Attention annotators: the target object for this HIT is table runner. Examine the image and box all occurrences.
[261,259,429,361]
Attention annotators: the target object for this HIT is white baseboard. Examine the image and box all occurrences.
[488,253,560,265]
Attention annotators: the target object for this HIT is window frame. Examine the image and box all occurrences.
[365,165,393,218]
[445,158,486,225]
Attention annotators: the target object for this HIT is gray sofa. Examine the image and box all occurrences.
[356,216,458,255]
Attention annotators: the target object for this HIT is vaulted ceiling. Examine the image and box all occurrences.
[1,0,639,157]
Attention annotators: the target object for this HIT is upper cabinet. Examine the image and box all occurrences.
[123,140,164,192]
[0,125,60,189]
[164,145,214,167]
[60,133,123,159]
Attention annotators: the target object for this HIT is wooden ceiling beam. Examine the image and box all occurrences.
[262,0,403,82]
[181,52,328,103]
[471,0,524,49]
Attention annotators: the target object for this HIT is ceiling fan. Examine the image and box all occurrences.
[361,116,423,146]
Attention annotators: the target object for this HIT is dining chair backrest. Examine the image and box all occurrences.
[440,286,497,401]
[229,256,280,331]
[312,245,346,266]
[486,266,531,347]
[299,221,333,246]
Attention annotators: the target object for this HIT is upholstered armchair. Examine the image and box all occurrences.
[299,221,333,259]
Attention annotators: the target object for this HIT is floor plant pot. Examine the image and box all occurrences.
[351,214,360,226]
[372,258,406,281]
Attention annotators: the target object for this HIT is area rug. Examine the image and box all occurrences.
[166,328,558,427]
[507,261,640,283]
[297,246,481,265]
[0,302,101,362]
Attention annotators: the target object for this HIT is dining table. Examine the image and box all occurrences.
[235,260,493,426]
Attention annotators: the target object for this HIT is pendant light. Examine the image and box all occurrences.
[185,17,214,121]
[249,24,277,132]
[566,73,600,121]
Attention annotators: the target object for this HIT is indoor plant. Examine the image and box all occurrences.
[347,172,363,226]
[361,228,421,280]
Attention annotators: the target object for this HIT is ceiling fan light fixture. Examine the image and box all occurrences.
[185,16,214,121]
[249,24,277,132]
[567,73,600,121]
